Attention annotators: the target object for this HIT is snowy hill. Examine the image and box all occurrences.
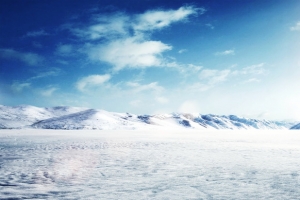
[0,105,87,129]
[0,105,297,130]
[32,109,147,130]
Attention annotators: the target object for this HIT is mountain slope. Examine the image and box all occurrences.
[0,105,297,130]
[0,105,87,129]
[290,123,300,130]
[32,109,148,130]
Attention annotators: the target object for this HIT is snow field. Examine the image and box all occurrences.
[1,130,300,199]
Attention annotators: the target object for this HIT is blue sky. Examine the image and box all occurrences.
[1,0,300,120]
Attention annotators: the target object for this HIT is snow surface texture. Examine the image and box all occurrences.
[1,130,300,199]
[0,105,297,130]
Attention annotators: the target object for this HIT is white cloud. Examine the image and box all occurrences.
[238,63,266,75]
[242,78,260,84]
[185,82,213,92]
[29,68,61,80]
[199,69,231,84]
[89,37,172,70]
[290,21,300,31]
[72,13,129,40]
[133,6,202,32]
[178,100,200,113]
[57,60,69,65]
[76,74,111,92]
[56,44,73,55]
[187,63,266,92]
[11,82,31,93]
[126,81,164,93]
[155,96,169,104]
[178,49,187,54]
[40,87,58,97]
[25,30,48,37]
[130,100,141,107]
[72,6,203,71]
[205,23,214,29]
[0,48,43,66]
[166,62,203,75]
[215,49,235,56]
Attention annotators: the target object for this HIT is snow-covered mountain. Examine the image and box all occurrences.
[0,105,87,129]
[32,109,147,130]
[0,105,297,130]
[290,123,300,130]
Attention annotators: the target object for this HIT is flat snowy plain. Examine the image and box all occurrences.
[1,130,300,199]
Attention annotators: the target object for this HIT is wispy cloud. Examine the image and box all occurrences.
[199,69,231,84]
[71,13,129,40]
[126,81,164,93]
[234,63,266,75]
[178,49,187,54]
[76,74,111,92]
[69,6,203,71]
[215,49,235,56]
[178,100,200,113]
[187,63,266,92]
[29,68,62,80]
[186,82,212,92]
[205,23,214,29]
[25,30,49,37]
[166,62,203,75]
[0,48,43,66]
[11,82,31,93]
[155,96,169,104]
[133,6,203,32]
[55,44,73,55]
[242,78,260,84]
[130,99,141,107]
[40,87,58,97]
[290,21,300,31]
[188,69,230,91]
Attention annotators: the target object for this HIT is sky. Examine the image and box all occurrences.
[1,0,300,120]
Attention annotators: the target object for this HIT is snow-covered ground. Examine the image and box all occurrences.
[1,130,300,199]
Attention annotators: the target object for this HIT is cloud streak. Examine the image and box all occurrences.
[187,63,267,92]
[0,48,43,66]
[25,30,49,37]
[29,68,62,80]
[40,87,58,97]
[199,69,231,84]
[215,49,235,56]
[11,82,31,93]
[234,63,266,75]
[126,81,164,93]
[76,74,111,92]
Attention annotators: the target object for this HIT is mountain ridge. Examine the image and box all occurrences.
[0,105,298,130]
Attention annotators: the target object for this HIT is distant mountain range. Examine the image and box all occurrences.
[0,105,299,130]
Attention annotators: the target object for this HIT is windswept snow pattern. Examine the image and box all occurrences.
[0,105,297,130]
[1,130,300,199]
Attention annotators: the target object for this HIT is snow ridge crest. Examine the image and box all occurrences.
[0,105,297,130]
